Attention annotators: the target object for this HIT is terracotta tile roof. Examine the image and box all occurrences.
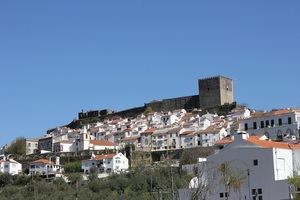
[215,136,233,145]
[143,128,156,134]
[180,131,194,136]
[122,136,140,142]
[247,136,300,149]
[90,140,117,146]
[93,154,116,160]
[31,159,53,165]
[250,109,297,119]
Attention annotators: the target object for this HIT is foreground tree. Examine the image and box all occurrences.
[218,161,246,200]
[288,175,300,200]
[5,137,26,156]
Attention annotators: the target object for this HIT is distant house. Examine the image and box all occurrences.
[180,131,195,149]
[38,137,53,152]
[29,157,62,177]
[53,141,74,153]
[195,126,227,147]
[82,152,128,174]
[140,128,156,150]
[0,156,22,175]
[161,114,178,126]
[239,108,300,140]
[25,138,38,155]
[227,106,251,120]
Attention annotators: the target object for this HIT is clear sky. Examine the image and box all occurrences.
[0,1,300,146]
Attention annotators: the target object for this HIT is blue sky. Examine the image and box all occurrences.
[0,1,300,146]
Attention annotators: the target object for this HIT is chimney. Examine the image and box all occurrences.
[234,131,249,141]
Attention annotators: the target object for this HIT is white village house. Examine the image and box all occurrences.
[239,109,300,140]
[205,132,300,200]
[195,126,228,147]
[0,156,22,175]
[29,157,62,177]
[82,152,128,174]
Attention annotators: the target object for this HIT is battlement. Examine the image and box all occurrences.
[198,75,232,81]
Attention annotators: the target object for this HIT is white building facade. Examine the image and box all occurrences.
[29,157,62,177]
[206,132,300,200]
[0,157,22,175]
[239,109,300,140]
[82,152,128,174]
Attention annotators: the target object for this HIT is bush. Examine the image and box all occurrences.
[64,161,82,173]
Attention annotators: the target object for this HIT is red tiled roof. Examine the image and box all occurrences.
[247,136,300,149]
[250,109,296,119]
[180,131,194,136]
[90,140,117,146]
[94,154,116,160]
[31,159,53,165]
[215,136,233,145]
[143,128,156,134]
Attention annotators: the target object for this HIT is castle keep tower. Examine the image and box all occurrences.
[198,76,234,109]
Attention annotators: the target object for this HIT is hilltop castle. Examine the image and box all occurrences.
[78,75,234,119]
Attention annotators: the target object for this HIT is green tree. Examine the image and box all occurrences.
[0,173,13,187]
[144,106,153,115]
[5,137,26,156]
[64,161,82,173]
[218,161,246,200]
[288,175,300,200]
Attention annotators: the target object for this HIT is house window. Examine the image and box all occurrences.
[253,159,258,166]
[260,121,264,129]
[219,192,228,199]
[253,122,257,129]
[28,143,31,147]
[265,120,270,127]
[278,118,282,126]
[288,117,292,124]
[244,123,248,131]
[271,120,275,127]
[252,188,263,200]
